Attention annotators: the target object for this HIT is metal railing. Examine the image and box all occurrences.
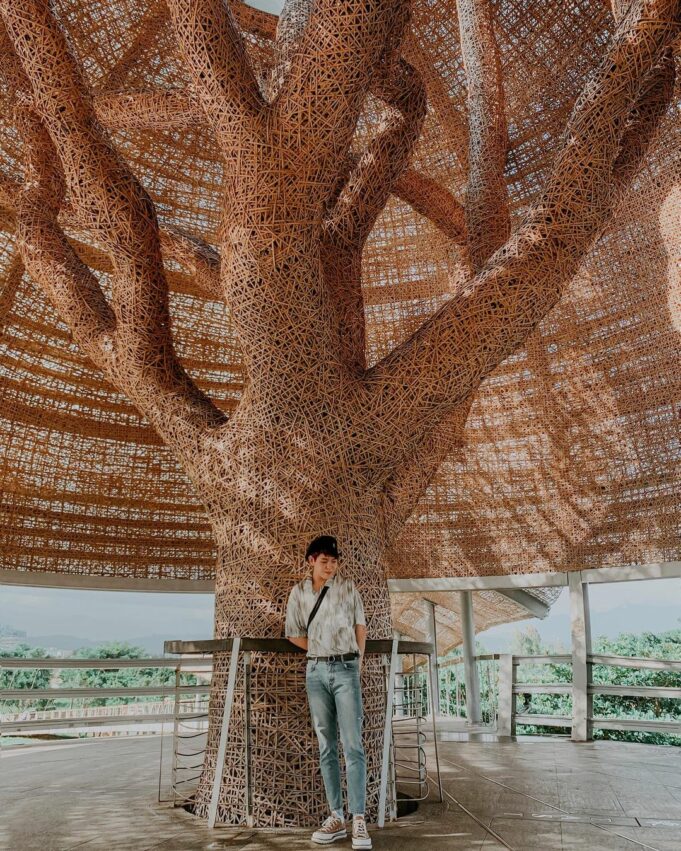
[1,642,443,827]
[392,652,441,806]
[0,656,210,734]
[437,653,500,724]
[162,637,443,828]
[430,652,681,739]
[496,653,681,737]
[3,651,678,742]
[0,643,446,825]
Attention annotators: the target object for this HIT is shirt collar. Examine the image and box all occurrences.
[305,575,336,590]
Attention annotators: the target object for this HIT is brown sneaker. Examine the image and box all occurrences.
[352,815,372,850]
[311,813,347,845]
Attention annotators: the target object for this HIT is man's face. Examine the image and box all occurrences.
[309,552,338,585]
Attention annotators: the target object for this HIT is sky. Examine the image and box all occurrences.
[248,0,285,13]
[0,577,678,653]
[479,578,681,652]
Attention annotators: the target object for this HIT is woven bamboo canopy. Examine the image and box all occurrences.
[1,0,679,652]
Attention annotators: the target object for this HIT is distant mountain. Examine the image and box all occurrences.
[23,634,102,653]
[0,624,27,638]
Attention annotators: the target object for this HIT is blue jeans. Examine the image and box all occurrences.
[306,657,366,815]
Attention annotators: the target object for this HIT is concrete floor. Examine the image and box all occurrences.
[1,734,680,850]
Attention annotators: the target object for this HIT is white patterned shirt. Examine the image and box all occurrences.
[285,574,366,657]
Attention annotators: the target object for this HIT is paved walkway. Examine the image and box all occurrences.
[1,735,680,850]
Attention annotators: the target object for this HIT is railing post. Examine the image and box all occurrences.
[378,635,399,828]
[460,591,482,724]
[425,601,441,716]
[427,648,444,803]
[243,650,253,828]
[394,644,405,717]
[208,636,241,829]
[496,654,515,737]
[569,573,593,742]
[171,664,181,803]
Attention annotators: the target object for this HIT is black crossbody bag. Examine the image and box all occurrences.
[306,585,329,632]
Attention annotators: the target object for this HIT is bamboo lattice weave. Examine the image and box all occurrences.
[1,0,680,825]
[0,0,679,607]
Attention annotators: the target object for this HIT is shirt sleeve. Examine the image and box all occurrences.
[285,584,306,637]
[352,583,366,627]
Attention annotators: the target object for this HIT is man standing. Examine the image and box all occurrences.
[285,535,371,849]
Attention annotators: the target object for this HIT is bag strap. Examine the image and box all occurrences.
[307,585,330,632]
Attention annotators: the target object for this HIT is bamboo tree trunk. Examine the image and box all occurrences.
[190,492,393,826]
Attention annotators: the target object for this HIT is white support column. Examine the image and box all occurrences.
[426,600,441,717]
[569,573,593,742]
[460,591,482,725]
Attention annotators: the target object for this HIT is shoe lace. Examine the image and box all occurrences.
[322,814,341,829]
[353,818,368,837]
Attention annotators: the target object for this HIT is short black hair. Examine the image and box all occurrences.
[305,535,340,560]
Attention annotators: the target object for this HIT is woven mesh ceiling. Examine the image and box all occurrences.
[0,0,679,624]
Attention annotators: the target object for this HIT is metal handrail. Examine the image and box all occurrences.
[590,654,681,671]
[0,657,197,669]
[163,638,434,655]
[1,685,207,700]
[161,637,441,829]
[496,652,681,738]
[0,656,212,735]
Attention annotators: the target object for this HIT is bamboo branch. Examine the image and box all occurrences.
[0,6,227,447]
[379,399,473,540]
[96,5,168,92]
[0,169,222,300]
[89,87,464,242]
[393,169,467,242]
[363,0,679,475]
[457,0,510,268]
[15,109,117,365]
[93,88,200,130]
[229,0,277,40]
[1,1,170,350]
[268,0,314,99]
[323,60,427,250]
[166,0,265,146]
[0,22,113,355]
[613,50,676,188]
[274,0,405,198]
[15,108,227,442]
[320,57,426,372]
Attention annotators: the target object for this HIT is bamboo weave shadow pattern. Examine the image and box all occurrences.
[0,0,680,826]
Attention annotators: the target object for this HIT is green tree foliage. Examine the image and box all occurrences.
[58,642,197,707]
[1,642,200,717]
[0,643,53,710]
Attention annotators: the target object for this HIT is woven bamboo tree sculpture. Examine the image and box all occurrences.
[1,0,679,826]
